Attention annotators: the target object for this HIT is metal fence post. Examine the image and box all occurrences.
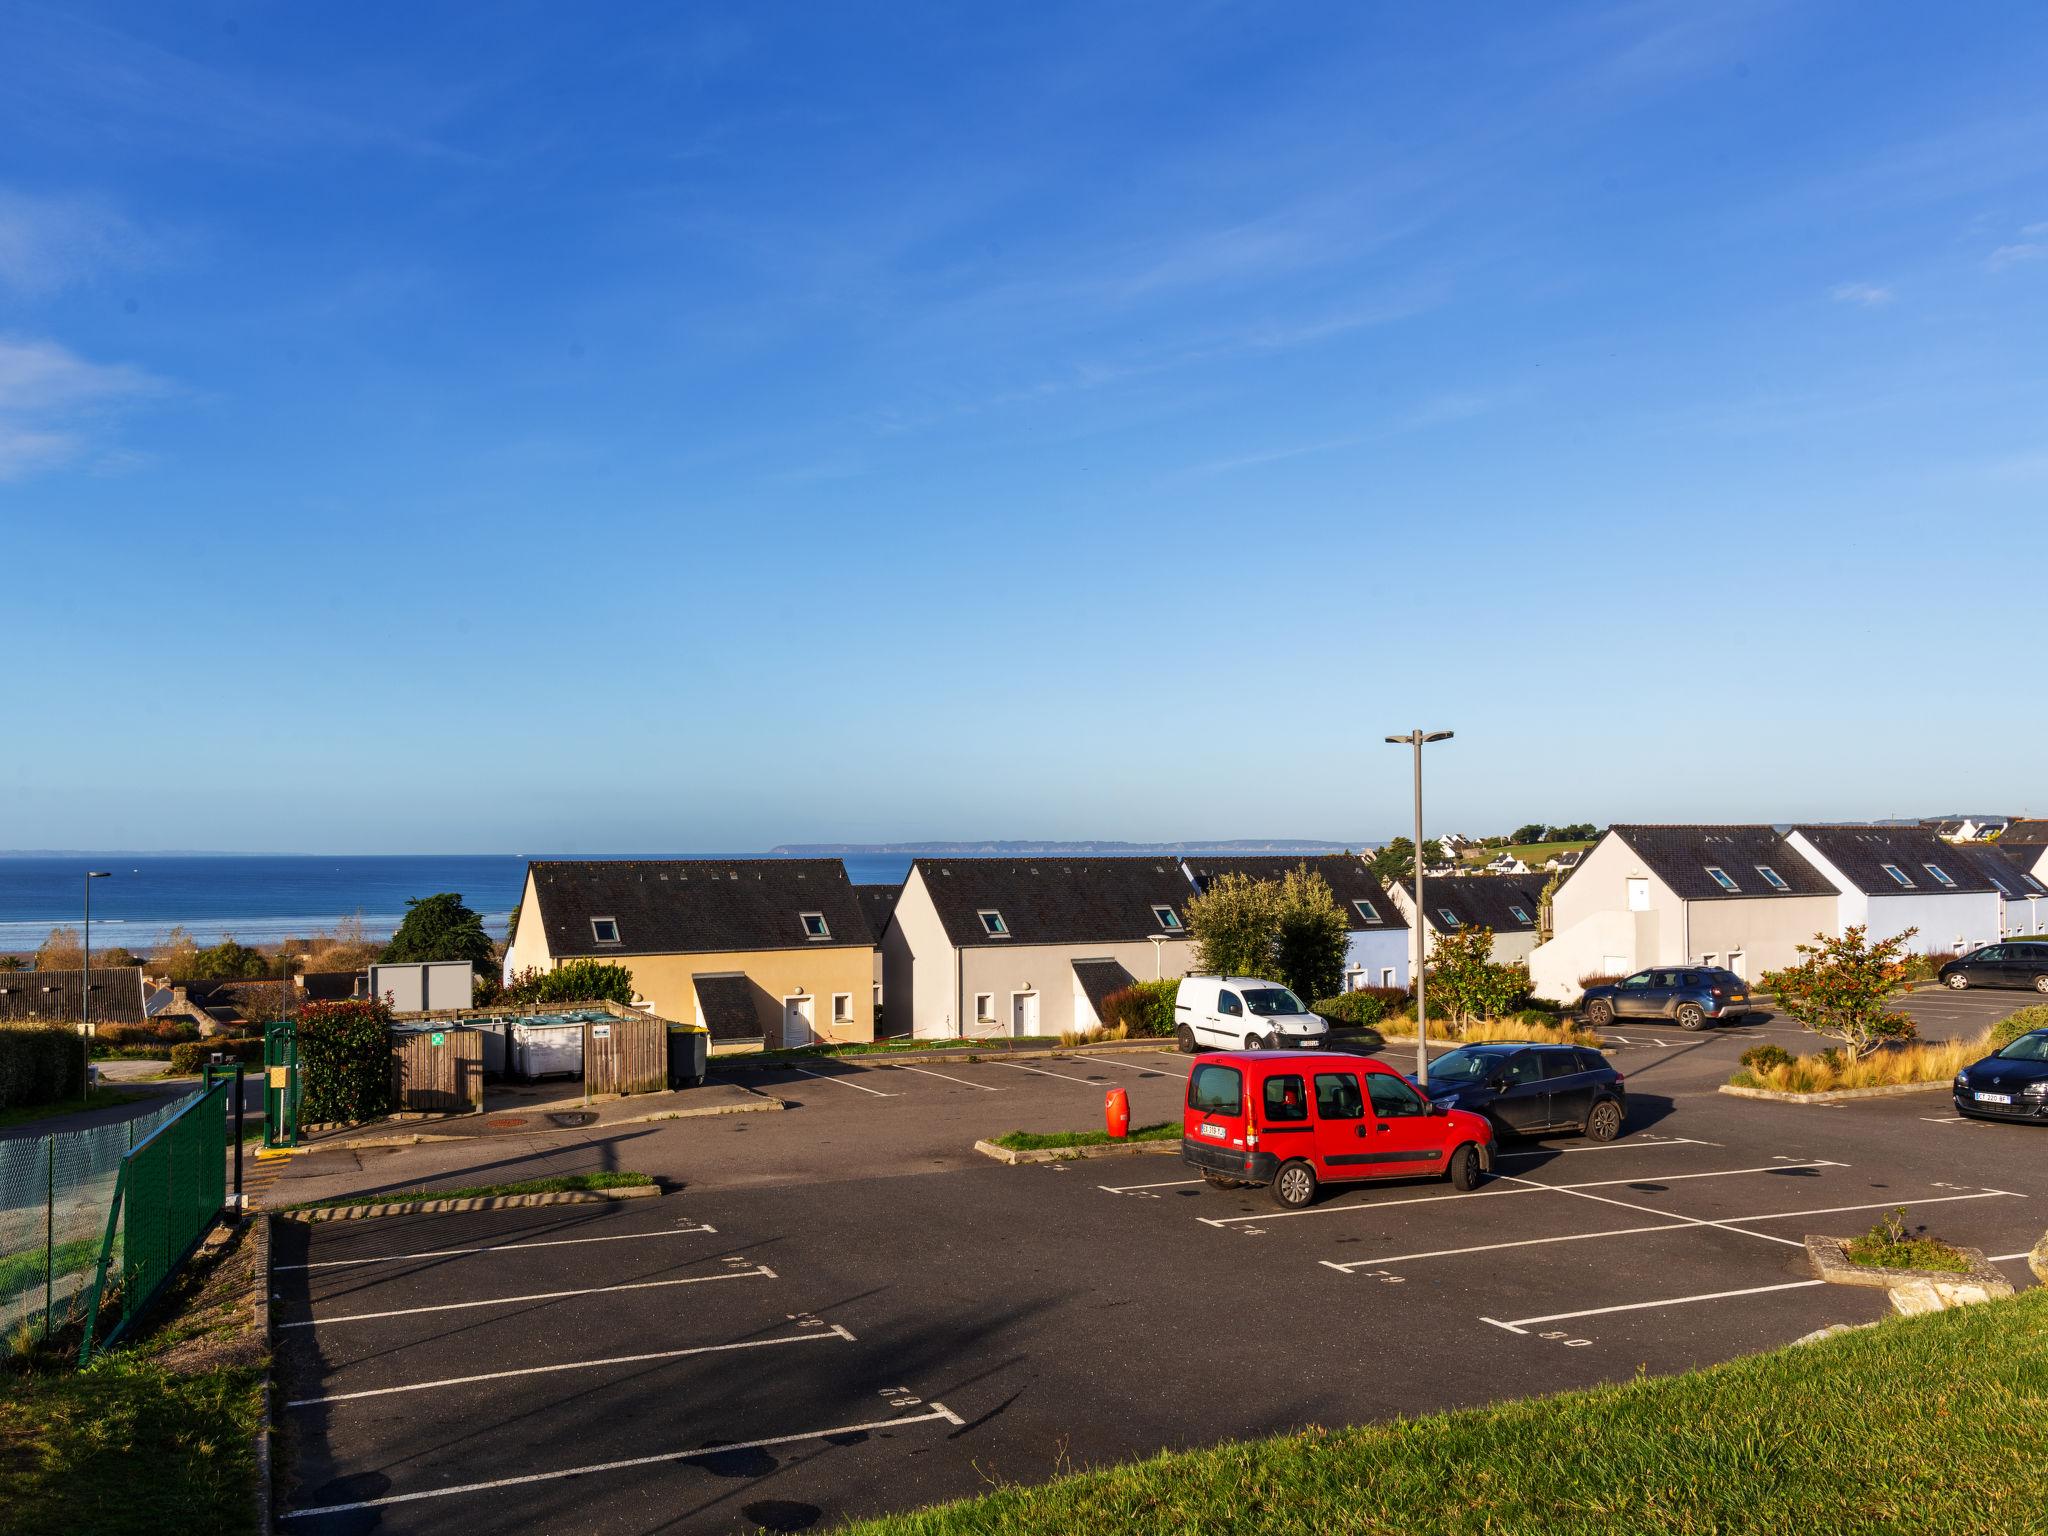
[232,1063,245,1204]
[43,1134,54,1343]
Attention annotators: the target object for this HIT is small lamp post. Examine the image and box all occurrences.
[1384,731,1453,1085]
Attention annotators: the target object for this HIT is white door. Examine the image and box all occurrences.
[1012,991,1039,1038]
[1727,951,1746,981]
[783,994,816,1048]
[1627,879,1650,912]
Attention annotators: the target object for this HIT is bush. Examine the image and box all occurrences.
[1313,988,1408,1029]
[506,961,636,1007]
[1577,972,1624,989]
[0,1027,88,1109]
[1097,979,1178,1037]
[1741,1043,1795,1074]
[1989,1005,2048,1050]
[169,1037,263,1075]
[296,999,395,1125]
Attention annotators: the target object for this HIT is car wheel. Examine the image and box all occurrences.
[1585,1098,1624,1142]
[2034,975,2048,994]
[1586,999,1614,1027]
[1177,1025,1198,1053]
[1245,1034,1264,1053]
[1947,973,1969,990]
[1447,1144,1483,1192]
[1675,1003,1706,1031]
[1270,1158,1318,1208]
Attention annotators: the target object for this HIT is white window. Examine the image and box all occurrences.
[873,983,882,1010]
[1755,866,1789,892]
[832,992,852,1024]
[1880,863,1915,889]
[1701,952,1717,967]
[1924,864,1956,888]
[801,912,831,940]
[590,917,620,945]
[1705,866,1739,893]
[978,910,1009,937]
[1508,905,1532,925]
[1152,905,1183,931]
[1438,908,1461,928]
[1381,968,1396,988]
[1626,879,1650,912]
[974,992,994,1021]
[1727,950,1746,979]
[1353,899,1382,924]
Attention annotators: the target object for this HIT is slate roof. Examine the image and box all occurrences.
[1999,819,2048,847]
[1792,825,1999,896]
[1071,958,1139,1020]
[1393,875,1545,935]
[527,860,870,958]
[853,884,901,945]
[0,966,146,1024]
[1603,826,1833,901]
[1182,855,1408,933]
[1941,841,2048,900]
[911,857,1194,949]
[690,974,762,1041]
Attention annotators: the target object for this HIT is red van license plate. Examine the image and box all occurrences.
[1200,1123,1226,1138]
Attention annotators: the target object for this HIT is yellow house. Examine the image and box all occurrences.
[503,860,877,1049]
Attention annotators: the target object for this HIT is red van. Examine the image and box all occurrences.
[1182,1050,1495,1208]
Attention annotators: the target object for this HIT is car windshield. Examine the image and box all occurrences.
[1426,1048,1499,1084]
[1995,1032,2048,1063]
[1242,987,1306,1017]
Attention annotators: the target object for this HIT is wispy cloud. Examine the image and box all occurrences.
[1988,242,2048,271]
[0,337,163,481]
[0,188,151,294]
[1830,281,1894,307]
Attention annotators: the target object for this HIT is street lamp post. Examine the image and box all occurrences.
[83,871,112,1037]
[1384,730,1453,1085]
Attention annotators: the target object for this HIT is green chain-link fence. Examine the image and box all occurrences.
[0,1089,198,1344]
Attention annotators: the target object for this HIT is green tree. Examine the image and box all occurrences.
[1272,866,1349,1003]
[154,925,200,981]
[1761,925,1917,1059]
[188,938,273,980]
[1369,837,1450,884]
[1185,873,1283,980]
[507,960,637,1006]
[1426,926,1530,1024]
[1511,823,1546,845]
[381,892,499,972]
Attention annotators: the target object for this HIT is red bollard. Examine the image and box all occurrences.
[1105,1085,1130,1139]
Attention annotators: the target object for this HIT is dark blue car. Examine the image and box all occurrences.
[1953,1028,2048,1123]
[1414,1043,1627,1141]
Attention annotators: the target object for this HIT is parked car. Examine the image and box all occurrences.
[1952,1027,2048,1123]
[1578,966,1753,1030]
[1413,1043,1627,1141]
[1181,1049,1494,1207]
[1173,974,1329,1052]
[1938,943,2048,994]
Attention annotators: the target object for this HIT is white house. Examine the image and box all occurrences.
[1938,841,2048,940]
[1388,873,1546,964]
[880,857,1198,1038]
[1181,855,1410,992]
[1482,854,1532,875]
[1545,850,1583,873]
[1528,825,1839,1001]
[1784,826,2001,957]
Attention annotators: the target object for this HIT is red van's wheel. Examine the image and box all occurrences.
[1447,1144,1484,1192]
[1270,1159,1318,1209]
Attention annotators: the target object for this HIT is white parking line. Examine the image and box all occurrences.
[998,1061,1105,1087]
[278,1224,718,1272]
[281,1401,967,1520]
[1100,1177,1204,1194]
[788,1065,897,1097]
[288,1323,855,1406]
[1497,1136,1712,1159]
[282,1265,776,1328]
[1481,1250,2038,1334]
[1085,1057,1176,1079]
[887,1062,1000,1091]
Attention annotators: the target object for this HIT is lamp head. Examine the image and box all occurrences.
[87,870,112,879]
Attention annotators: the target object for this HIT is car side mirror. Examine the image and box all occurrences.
[1426,1101,1446,1116]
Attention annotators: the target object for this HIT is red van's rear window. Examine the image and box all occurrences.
[1188,1063,1242,1115]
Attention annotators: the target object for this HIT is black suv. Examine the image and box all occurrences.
[1579,966,1753,1030]
[1413,1044,1627,1141]
[1937,943,2048,995]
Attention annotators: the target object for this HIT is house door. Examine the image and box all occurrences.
[782,994,817,1048]
[1012,991,1039,1038]
[1727,950,1746,981]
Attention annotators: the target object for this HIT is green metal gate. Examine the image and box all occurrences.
[263,1020,302,1150]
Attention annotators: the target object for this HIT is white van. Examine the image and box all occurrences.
[1172,975,1329,1053]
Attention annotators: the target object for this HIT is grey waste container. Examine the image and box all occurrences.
[666,1025,708,1089]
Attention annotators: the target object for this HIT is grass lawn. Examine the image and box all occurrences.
[284,1169,653,1210]
[991,1123,1176,1152]
[847,1288,2048,1535]
[1462,839,1593,866]
[0,1219,265,1536]
[0,1086,152,1133]
[0,1237,102,1310]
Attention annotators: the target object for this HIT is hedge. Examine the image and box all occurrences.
[1990,1005,2048,1050]
[507,960,637,1007]
[0,1026,88,1110]
[1313,987,1409,1028]
[297,999,395,1125]
[1098,979,1178,1036]
[169,1037,264,1075]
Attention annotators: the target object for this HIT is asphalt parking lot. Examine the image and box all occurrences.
[271,991,2046,1534]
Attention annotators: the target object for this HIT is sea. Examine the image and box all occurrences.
[0,853,917,953]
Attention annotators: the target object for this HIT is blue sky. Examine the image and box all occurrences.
[5,2,2048,853]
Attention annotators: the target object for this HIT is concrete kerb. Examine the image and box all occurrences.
[1805,1233,2014,1316]
[282,1183,666,1223]
[2031,1229,2048,1284]
[973,1137,1181,1165]
[1719,1080,1949,1105]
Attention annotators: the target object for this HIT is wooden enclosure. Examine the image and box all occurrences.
[582,1015,666,1097]
[390,1026,484,1114]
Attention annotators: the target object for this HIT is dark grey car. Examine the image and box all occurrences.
[1578,966,1754,1030]
[1938,943,2048,995]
